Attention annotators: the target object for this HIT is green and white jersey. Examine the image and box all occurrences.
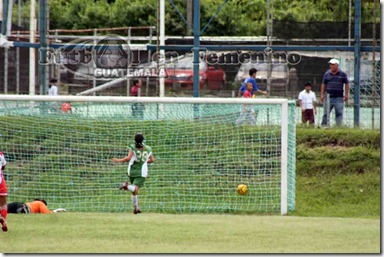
[127,144,152,178]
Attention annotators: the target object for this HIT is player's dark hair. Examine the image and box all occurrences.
[50,79,57,84]
[249,68,257,76]
[133,79,140,86]
[135,134,144,148]
[34,198,48,206]
[305,82,312,87]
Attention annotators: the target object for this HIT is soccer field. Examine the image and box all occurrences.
[1,213,380,253]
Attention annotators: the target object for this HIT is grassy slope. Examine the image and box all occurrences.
[292,128,380,218]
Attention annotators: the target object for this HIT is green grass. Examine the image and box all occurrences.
[296,127,380,149]
[293,128,380,218]
[2,213,380,253]
[293,172,380,218]
[0,115,380,253]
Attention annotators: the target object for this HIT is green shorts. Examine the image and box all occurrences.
[129,176,146,188]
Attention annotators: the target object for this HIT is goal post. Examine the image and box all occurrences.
[0,95,295,215]
[281,100,289,215]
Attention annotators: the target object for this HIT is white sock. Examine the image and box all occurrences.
[127,185,136,192]
[131,195,138,208]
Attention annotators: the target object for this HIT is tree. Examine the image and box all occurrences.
[14,0,381,36]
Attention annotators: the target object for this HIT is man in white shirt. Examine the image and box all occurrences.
[48,79,58,96]
[298,82,317,125]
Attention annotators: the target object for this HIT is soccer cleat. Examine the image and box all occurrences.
[133,208,142,214]
[0,217,8,232]
[118,181,129,190]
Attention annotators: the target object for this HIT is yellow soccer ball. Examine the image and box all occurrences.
[237,184,248,195]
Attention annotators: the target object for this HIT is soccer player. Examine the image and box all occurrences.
[7,199,66,214]
[112,134,155,214]
[0,152,8,232]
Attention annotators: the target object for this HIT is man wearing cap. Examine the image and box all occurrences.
[320,58,349,127]
[298,82,317,125]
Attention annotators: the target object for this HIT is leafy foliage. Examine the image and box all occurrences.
[13,0,380,36]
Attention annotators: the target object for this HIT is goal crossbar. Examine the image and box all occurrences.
[0,95,288,105]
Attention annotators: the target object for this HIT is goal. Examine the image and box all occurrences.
[0,95,295,215]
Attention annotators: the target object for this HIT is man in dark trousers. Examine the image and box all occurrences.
[321,59,349,127]
[298,82,317,126]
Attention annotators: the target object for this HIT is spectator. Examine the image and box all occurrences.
[236,82,256,125]
[48,79,60,113]
[61,101,73,114]
[48,79,58,96]
[7,199,66,214]
[321,59,349,127]
[131,79,145,119]
[298,82,317,126]
[238,68,267,97]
